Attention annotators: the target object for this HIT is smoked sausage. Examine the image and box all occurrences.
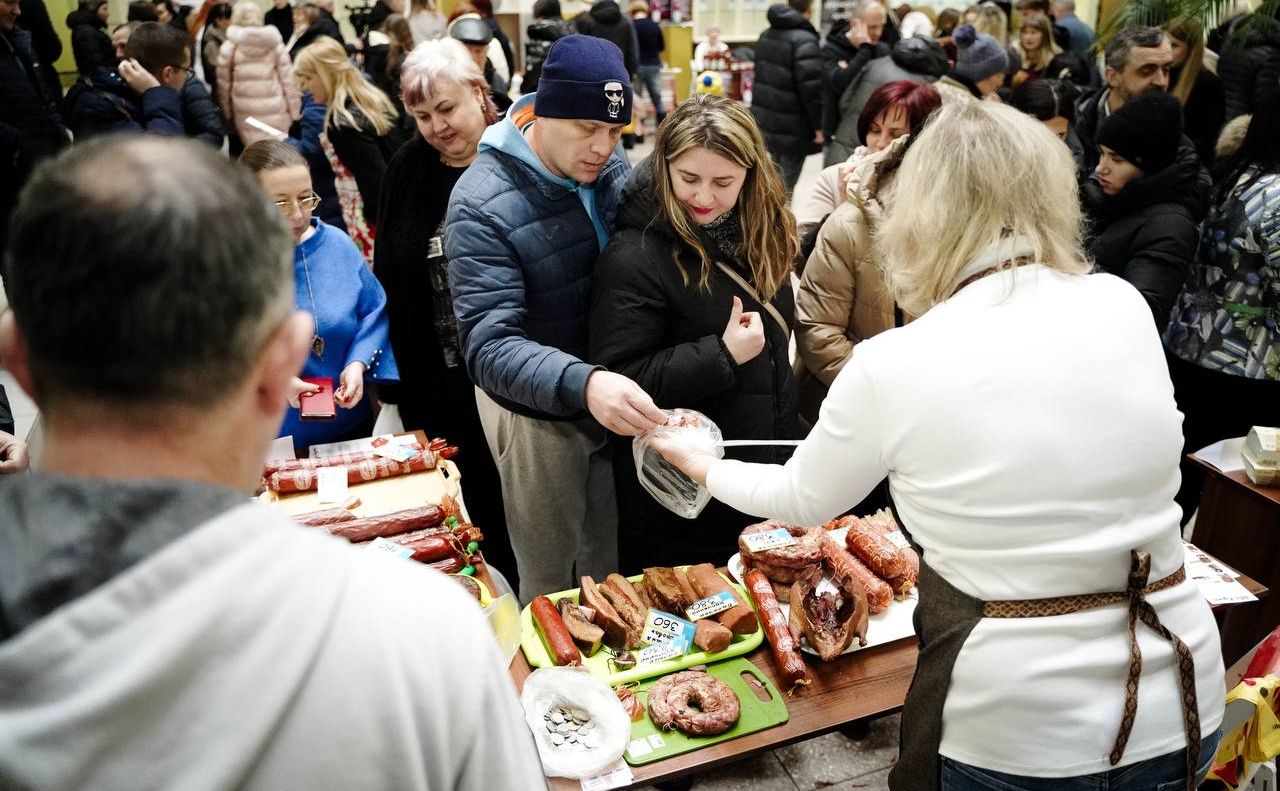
[531,595,582,666]
[821,533,893,614]
[744,568,810,690]
[844,519,906,579]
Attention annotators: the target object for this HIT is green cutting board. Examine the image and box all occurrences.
[623,658,789,766]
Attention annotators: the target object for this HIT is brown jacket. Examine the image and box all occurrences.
[796,143,906,393]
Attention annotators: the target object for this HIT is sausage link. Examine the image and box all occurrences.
[744,568,810,690]
[531,595,582,666]
[844,520,906,579]
[821,533,893,614]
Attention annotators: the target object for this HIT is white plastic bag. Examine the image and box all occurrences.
[520,667,630,779]
[633,409,725,519]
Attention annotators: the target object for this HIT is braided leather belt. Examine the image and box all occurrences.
[981,550,1200,790]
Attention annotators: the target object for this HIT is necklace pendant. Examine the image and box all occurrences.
[312,335,325,360]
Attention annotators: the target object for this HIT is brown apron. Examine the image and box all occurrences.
[886,514,1202,791]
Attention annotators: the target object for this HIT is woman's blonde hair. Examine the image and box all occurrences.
[876,100,1088,316]
[294,37,398,135]
[973,1,1007,42]
[400,37,498,123]
[230,0,261,26]
[1015,13,1059,71]
[1165,16,1204,107]
[649,93,797,302]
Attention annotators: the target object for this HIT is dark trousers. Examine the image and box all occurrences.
[769,148,806,197]
[1167,352,1280,524]
[0,383,14,437]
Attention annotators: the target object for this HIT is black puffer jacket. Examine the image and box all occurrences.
[820,20,888,137]
[523,17,573,93]
[1174,65,1225,166]
[751,4,823,155]
[574,0,637,76]
[180,74,225,147]
[589,160,799,572]
[1083,139,1211,330]
[1218,13,1280,120]
[65,8,114,76]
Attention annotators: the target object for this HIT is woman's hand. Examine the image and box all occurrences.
[644,426,719,487]
[722,296,765,365]
[287,376,319,408]
[335,361,366,408]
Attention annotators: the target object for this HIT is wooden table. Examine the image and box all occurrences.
[510,568,1267,791]
[1189,453,1280,665]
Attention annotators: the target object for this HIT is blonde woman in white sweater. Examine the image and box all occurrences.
[218,0,301,145]
[652,100,1224,791]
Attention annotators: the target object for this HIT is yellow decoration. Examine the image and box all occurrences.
[1208,674,1280,789]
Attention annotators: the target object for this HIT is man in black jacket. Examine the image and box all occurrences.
[821,0,888,166]
[63,21,186,140]
[575,0,637,78]
[265,0,293,42]
[1075,26,1171,173]
[752,0,823,195]
[1,0,67,265]
[1218,9,1280,120]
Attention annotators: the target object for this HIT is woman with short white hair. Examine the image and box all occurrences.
[371,38,519,587]
[217,0,301,148]
[653,100,1224,790]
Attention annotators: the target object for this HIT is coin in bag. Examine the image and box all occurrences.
[633,409,725,519]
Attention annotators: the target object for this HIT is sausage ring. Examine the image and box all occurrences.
[646,670,741,736]
[738,521,823,569]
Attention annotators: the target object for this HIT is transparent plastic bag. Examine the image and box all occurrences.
[633,409,725,519]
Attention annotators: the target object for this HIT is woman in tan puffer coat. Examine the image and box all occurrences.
[795,137,908,425]
[217,0,301,146]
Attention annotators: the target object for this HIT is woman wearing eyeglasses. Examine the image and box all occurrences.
[240,139,398,453]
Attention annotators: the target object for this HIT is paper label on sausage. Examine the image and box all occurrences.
[685,590,736,620]
[741,527,798,553]
[372,443,418,462]
[885,530,911,549]
[643,609,697,647]
[367,537,414,559]
[316,466,348,503]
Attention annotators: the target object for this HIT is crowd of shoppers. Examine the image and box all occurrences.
[2,0,1279,787]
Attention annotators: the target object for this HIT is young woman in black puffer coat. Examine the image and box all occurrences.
[590,93,800,573]
[1083,90,1211,332]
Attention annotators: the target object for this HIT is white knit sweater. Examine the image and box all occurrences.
[708,261,1225,775]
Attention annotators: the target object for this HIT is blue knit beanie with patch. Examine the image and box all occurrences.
[534,34,633,124]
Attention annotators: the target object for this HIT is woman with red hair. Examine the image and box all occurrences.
[796,78,942,239]
[794,79,940,445]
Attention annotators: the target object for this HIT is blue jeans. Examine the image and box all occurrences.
[940,730,1222,791]
[636,64,665,117]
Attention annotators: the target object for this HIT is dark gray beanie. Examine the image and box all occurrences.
[953,24,1009,82]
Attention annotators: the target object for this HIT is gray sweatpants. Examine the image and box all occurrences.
[475,388,618,604]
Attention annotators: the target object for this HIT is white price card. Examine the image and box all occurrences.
[885,530,912,549]
[643,609,697,647]
[740,527,797,553]
[367,537,413,559]
[636,641,686,664]
[316,466,348,503]
[626,738,653,759]
[686,590,736,620]
[372,443,418,462]
[580,761,634,791]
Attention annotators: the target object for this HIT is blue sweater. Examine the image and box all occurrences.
[444,94,630,419]
[279,218,395,449]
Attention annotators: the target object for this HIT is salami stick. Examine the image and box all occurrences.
[267,453,436,493]
[323,505,447,542]
[822,532,893,613]
[293,508,359,527]
[531,595,583,666]
[845,519,906,579]
[744,568,810,691]
[264,444,427,475]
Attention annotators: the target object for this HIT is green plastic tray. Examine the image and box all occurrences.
[519,570,764,685]
[623,657,790,766]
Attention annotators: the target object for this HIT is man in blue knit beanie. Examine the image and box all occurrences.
[445,34,665,602]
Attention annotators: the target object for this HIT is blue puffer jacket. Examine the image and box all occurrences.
[445,94,631,420]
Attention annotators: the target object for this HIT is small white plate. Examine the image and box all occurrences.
[728,527,918,658]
